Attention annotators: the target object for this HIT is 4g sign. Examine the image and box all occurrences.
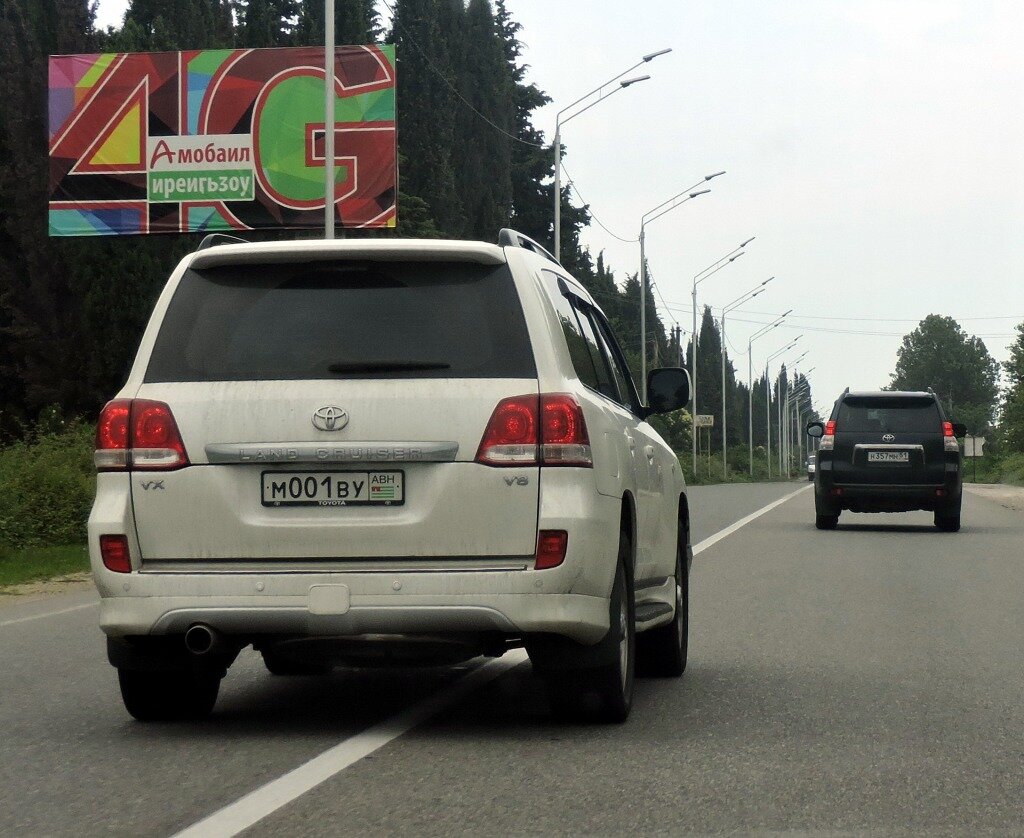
[48,45,396,236]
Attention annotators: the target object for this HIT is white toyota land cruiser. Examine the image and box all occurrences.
[90,229,693,723]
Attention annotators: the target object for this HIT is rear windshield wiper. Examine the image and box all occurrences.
[327,361,452,373]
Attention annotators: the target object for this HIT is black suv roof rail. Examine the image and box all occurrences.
[498,228,562,268]
[842,386,850,395]
[197,233,249,251]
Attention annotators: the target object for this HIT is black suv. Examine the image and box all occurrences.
[807,390,965,532]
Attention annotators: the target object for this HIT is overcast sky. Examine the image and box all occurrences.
[93,0,1024,415]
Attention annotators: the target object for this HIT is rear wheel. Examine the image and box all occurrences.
[118,668,220,721]
[815,513,839,530]
[935,506,961,532]
[637,546,688,678]
[540,534,636,724]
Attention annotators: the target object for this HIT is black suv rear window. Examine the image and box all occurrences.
[145,261,536,382]
[836,397,941,433]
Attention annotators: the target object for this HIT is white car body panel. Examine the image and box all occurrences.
[89,237,688,647]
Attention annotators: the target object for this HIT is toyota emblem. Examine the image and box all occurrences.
[312,406,349,432]
[882,433,895,442]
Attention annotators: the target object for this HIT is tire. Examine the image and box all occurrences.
[814,493,840,530]
[935,507,961,532]
[118,668,220,721]
[542,537,636,724]
[261,650,334,676]
[637,545,688,678]
[815,513,839,530]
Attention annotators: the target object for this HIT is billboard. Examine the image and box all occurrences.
[48,45,396,236]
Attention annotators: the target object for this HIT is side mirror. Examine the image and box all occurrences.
[645,367,691,417]
[952,422,968,438]
[806,421,824,438]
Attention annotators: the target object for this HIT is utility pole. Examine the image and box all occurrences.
[324,0,335,239]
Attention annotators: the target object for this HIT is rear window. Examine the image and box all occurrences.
[145,261,536,382]
[835,397,941,433]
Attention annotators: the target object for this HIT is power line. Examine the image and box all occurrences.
[560,162,638,244]
[379,0,544,149]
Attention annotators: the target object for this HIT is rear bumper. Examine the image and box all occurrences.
[815,471,961,511]
[95,572,610,644]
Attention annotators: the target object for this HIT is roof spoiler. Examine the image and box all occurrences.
[197,233,249,250]
[498,228,562,268]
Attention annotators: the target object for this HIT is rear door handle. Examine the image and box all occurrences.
[627,435,636,452]
[644,445,656,460]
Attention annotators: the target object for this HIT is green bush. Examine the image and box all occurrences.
[0,423,95,548]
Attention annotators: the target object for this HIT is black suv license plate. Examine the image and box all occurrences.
[867,451,909,463]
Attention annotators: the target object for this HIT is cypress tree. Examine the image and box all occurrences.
[296,0,378,46]
[390,0,464,235]
[452,0,513,239]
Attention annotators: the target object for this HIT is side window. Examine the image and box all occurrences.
[544,271,619,401]
[592,312,642,413]
[572,303,620,401]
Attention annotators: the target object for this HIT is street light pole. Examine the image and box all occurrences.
[690,236,753,477]
[553,49,672,261]
[747,310,791,475]
[639,174,724,401]
[783,351,809,475]
[720,278,773,479]
[764,337,802,479]
[324,0,335,239]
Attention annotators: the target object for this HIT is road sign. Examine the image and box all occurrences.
[694,414,714,428]
[963,436,986,458]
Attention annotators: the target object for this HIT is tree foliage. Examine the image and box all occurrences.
[1000,324,1024,452]
[890,315,1000,432]
[0,0,665,441]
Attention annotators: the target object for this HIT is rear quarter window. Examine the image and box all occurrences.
[144,261,536,382]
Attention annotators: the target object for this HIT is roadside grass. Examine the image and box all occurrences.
[0,543,89,589]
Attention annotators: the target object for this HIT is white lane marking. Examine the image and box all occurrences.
[172,649,529,838]
[0,601,97,628]
[693,484,811,556]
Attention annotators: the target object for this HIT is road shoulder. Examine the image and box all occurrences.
[964,483,1024,513]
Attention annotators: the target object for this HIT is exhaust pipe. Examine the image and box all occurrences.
[184,623,224,656]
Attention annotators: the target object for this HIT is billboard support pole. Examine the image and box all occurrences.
[324,0,335,239]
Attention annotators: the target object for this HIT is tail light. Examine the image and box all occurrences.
[535,530,568,569]
[99,534,131,573]
[475,395,539,465]
[942,421,953,437]
[540,394,592,466]
[476,394,592,467]
[95,399,189,471]
[943,421,960,452]
[820,419,836,451]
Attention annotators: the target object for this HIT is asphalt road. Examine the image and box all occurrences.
[3,482,1023,836]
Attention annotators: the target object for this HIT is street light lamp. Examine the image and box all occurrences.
[689,236,754,476]
[720,278,774,478]
[553,50,673,261]
[639,176,722,401]
[747,309,791,474]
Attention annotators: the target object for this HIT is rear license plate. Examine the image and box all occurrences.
[261,471,404,507]
[867,451,909,463]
